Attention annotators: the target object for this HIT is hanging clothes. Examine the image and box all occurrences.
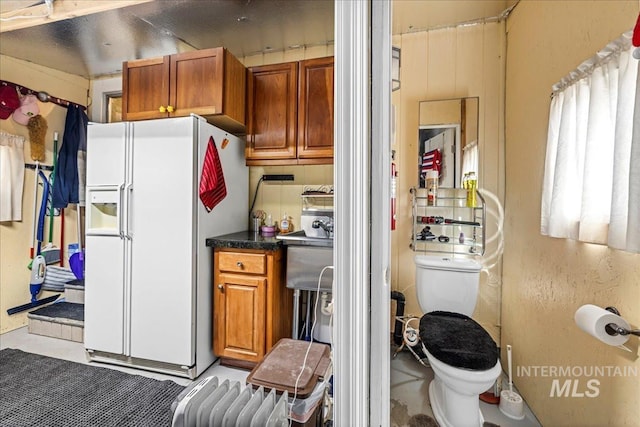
[0,132,25,222]
[52,106,87,209]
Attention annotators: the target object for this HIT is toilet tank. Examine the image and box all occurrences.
[414,255,481,316]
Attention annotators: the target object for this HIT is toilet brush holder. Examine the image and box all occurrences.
[499,389,524,420]
[498,344,525,420]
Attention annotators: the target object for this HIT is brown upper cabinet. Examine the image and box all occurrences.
[122,47,246,134]
[245,56,334,165]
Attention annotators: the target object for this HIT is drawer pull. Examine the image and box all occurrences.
[218,284,224,292]
[236,261,243,268]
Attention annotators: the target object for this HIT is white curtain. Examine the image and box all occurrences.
[541,32,639,253]
[0,131,25,222]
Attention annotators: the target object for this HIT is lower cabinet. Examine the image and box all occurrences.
[213,247,292,367]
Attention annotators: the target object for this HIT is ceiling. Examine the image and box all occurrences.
[0,0,517,79]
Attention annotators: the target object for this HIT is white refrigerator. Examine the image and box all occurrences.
[84,115,247,378]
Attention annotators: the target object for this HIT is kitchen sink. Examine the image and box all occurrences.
[275,230,333,247]
[281,232,333,340]
[276,207,334,292]
[283,245,333,291]
[276,230,333,291]
[277,207,334,338]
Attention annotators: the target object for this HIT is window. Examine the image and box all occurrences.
[104,92,122,123]
[541,31,639,253]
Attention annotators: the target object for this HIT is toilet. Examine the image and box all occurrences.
[414,255,501,427]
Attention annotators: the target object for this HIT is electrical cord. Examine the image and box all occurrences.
[288,265,334,426]
[394,316,430,368]
[248,176,264,222]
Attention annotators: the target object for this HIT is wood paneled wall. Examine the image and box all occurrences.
[391,22,506,340]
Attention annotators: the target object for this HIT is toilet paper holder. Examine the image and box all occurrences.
[604,307,640,337]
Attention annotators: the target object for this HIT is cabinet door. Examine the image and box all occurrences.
[170,47,223,118]
[245,62,298,165]
[214,273,266,362]
[297,57,334,163]
[122,56,170,121]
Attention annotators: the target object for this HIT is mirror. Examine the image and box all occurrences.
[418,97,479,188]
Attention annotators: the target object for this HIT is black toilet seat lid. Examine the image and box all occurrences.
[419,311,498,371]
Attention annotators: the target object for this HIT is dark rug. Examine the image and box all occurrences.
[0,348,184,427]
[28,302,84,322]
[406,414,501,427]
[408,414,439,427]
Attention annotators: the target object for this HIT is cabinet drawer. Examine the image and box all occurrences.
[218,252,266,274]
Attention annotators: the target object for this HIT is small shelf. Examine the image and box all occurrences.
[300,193,334,198]
[301,185,334,209]
[411,187,485,256]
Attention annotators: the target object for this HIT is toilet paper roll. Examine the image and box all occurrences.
[574,304,631,346]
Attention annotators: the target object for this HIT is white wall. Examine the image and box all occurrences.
[391,21,505,340]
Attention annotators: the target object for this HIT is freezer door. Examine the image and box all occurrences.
[86,122,127,186]
[127,117,196,365]
[84,122,128,355]
[84,234,126,354]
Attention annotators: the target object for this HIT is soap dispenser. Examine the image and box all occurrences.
[280,213,290,234]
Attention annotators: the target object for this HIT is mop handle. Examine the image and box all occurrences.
[30,161,39,259]
[48,134,58,243]
[507,344,513,393]
[76,204,82,250]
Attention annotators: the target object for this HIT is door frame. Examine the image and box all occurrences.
[333,0,391,425]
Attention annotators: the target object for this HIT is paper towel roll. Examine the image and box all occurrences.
[574,304,631,346]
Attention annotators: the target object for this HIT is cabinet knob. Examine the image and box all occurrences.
[236,261,243,268]
[218,284,224,292]
[159,105,166,113]
[166,105,174,113]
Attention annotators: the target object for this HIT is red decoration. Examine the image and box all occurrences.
[633,13,640,47]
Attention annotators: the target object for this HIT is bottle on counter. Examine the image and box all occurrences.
[426,170,439,206]
[279,213,290,234]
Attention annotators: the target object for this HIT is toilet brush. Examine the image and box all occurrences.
[499,345,525,420]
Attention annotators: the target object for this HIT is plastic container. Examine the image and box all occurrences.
[288,377,329,423]
[312,292,332,344]
[466,171,477,207]
[68,243,80,257]
[426,170,439,206]
[261,225,276,237]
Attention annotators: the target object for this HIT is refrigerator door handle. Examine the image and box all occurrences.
[118,184,125,238]
[124,182,133,239]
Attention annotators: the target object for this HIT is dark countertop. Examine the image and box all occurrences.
[206,231,283,251]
